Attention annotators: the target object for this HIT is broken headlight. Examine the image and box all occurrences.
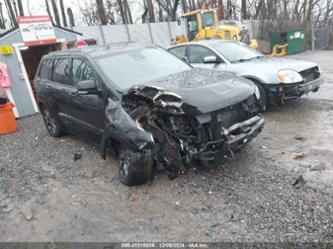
[278,69,303,84]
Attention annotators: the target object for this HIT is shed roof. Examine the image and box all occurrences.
[0,25,82,39]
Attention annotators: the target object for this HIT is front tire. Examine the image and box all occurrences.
[40,105,64,137]
[118,146,154,186]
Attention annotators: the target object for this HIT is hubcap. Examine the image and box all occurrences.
[43,109,57,134]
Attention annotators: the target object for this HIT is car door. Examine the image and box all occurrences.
[47,57,74,127]
[187,45,226,71]
[67,56,106,144]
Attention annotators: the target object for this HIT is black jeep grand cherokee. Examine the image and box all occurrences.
[35,42,264,186]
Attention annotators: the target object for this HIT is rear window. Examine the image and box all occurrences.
[52,58,71,84]
[39,59,53,80]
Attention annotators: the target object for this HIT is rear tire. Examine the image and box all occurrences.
[40,105,64,137]
[118,146,154,186]
[251,81,268,112]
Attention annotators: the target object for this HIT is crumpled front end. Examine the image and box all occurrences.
[265,66,324,105]
[118,85,264,176]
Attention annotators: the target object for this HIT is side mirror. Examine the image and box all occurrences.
[77,80,98,95]
[203,55,219,64]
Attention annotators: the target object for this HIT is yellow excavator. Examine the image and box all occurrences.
[171,9,258,48]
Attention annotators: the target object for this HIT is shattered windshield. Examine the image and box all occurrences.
[97,47,191,90]
[211,41,264,62]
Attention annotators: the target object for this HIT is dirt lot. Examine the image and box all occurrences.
[0,51,333,242]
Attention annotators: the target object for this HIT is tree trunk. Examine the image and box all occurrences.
[124,0,133,24]
[217,0,224,20]
[158,0,163,21]
[172,0,180,19]
[16,0,24,16]
[191,0,195,10]
[117,0,126,24]
[67,7,75,27]
[51,0,61,26]
[59,0,67,26]
[146,0,155,22]
[241,0,247,19]
[180,0,186,13]
[11,0,18,17]
[96,0,107,25]
[45,0,55,25]
[5,0,17,27]
[0,3,6,29]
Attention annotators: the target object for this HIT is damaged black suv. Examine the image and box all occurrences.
[35,42,264,186]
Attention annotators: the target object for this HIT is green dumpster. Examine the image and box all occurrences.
[270,29,308,54]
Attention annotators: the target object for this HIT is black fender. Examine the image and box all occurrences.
[100,98,154,159]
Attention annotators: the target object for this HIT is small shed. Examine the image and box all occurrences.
[0,25,83,118]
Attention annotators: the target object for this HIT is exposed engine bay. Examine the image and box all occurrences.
[107,85,265,177]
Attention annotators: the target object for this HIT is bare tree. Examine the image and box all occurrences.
[116,0,133,24]
[45,0,55,25]
[142,0,155,22]
[155,0,180,21]
[96,0,107,24]
[241,0,247,19]
[67,7,75,27]
[59,0,68,26]
[11,0,18,17]
[51,0,61,26]
[0,2,6,29]
[105,0,117,24]
[17,0,24,16]
[4,0,17,27]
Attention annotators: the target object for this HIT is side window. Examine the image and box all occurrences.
[169,46,187,60]
[39,60,53,80]
[52,58,71,84]
[72,58,96,87]
[188,46,216,63]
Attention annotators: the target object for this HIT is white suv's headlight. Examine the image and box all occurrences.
[278,69,303,83]
[254,85,260,99]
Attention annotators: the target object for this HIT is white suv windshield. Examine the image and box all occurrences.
[211,41,264,62]
[97,47,191,90]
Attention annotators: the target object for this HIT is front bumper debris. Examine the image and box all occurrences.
[264,77,324,105]
[196,114,264,161]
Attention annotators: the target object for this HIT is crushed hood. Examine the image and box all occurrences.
[127,68,255,114]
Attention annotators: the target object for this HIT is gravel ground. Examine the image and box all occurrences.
[0,51,333,242]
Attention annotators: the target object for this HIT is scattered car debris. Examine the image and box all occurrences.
[309,162,326,172]
[129,193,140,202]
[292,152,305,159]
[292,175,306,189]
[294,135,306,141]
[73,153,83,161]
